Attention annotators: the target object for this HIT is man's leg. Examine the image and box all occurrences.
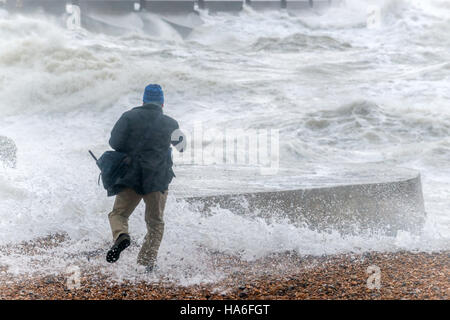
[107,188,142,263]
[137,190,168,268]
[108,188,142,241]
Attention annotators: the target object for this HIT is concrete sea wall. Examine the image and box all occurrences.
[176,165,426,235]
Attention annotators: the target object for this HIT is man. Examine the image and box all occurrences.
[106,84,184,272]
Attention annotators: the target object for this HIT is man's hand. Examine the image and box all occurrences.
[171,129,186,153]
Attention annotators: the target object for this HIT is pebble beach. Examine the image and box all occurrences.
[1,251,448,300]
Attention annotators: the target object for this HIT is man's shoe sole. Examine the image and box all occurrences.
[106,238,130,263]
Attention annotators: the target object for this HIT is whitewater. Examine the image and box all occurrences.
[0,0,449,283]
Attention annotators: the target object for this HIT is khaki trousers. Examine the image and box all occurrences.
[108,188,168,266]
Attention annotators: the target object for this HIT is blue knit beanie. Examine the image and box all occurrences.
[143,84,164,105]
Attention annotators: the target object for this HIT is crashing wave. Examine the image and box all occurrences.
[0,135,17,168]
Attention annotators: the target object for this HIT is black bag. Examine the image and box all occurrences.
[95,151,129,190]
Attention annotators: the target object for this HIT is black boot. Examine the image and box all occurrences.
[106,233,131,263]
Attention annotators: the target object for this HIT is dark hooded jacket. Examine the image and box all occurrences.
[108,103,181,196]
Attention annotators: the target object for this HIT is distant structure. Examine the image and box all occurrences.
[2,0,339,15]
[1,0,340,36]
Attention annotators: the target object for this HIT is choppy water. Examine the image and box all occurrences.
[0,0,449,282]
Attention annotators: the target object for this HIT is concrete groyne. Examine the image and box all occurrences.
[173,164,426,235]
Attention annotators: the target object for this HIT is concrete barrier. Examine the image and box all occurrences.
[76,0,139,14]
[286,0,312,10]
[143,0,196,14]
[199,0,243,13]
[3,0,68,14]
[173,164,426,235]
[246,1,333,11]
[245,0,281,11]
